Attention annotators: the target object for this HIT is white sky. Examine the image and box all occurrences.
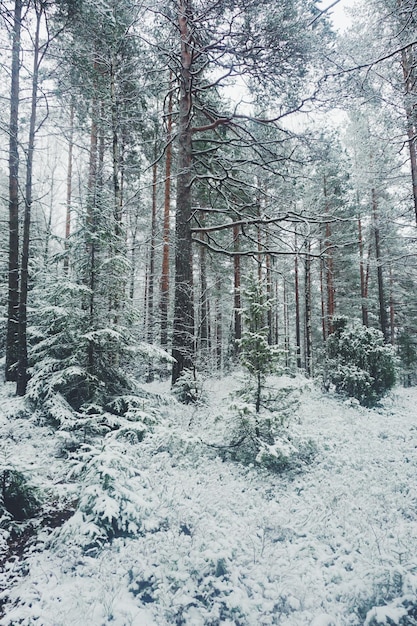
[319,0,354,33]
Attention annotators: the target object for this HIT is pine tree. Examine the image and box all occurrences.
[239,275,278,413]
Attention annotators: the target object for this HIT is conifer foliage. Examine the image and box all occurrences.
[238,275,278,413]
[325,318,396,407]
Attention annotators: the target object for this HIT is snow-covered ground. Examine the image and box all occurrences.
[1,375,417,625]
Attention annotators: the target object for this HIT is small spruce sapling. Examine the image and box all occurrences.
[238,275,278,414]
[225,276,316,471]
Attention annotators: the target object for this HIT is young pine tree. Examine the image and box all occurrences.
[239,274,278,414]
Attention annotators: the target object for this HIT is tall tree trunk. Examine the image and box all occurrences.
[283,277,289,369]
[319,240,327,342]
[265,226,272,345]
[17,2,43,396]
[324,176,335,336]
[401,47,417,224]
[389,264,395,345]
[110,55,124,337]
[233,223,242,355]
[325,221,335,336]
[146,159,158,382]
[64,102,74,274]
[371,188,389,342]
[304,240,312,378]
[160,74,173,350]
[6,0,22,382]
[358,215,369,326]
[198,246,209,354]
[86,90,99,373]
[110,58,122,234]
[273,260,279,345]
[172,0,195,384]
[215,273,222,370]
[294,232,302,369]
[198,219,210,360]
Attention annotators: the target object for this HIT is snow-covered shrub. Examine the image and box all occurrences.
[59,441,159,550]
[325,318,396,407]
[226,383,315,472]
[172,369,206,405]
[362,595,417,626]
[26,273,156,426]
[130,553,249,625]
[0,467,40,522]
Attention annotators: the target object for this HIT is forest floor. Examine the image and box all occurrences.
[1,374,417,625]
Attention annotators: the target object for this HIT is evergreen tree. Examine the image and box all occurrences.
[239,274,278,413]
[325,317,396,407]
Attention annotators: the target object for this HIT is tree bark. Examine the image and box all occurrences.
[401,47,417,224]
[358,215,368,326]
[215,273,222,370]
[371,187,389,342]
[146,159,158,382]
[294,232,302,369]
[265,229,273,345]
[86,84,99,373]
[198,216,210,360]
[283,277,289,369]
[64,102,74,274]
[389,264,395,345]
[320,240,327,342]
[160,75,173,350]
[6,0,22,382]
[17,1,43,396]
[233,223,242,354]
[324,175,335,336]
[304,240,312,378]
[172,0,195,384]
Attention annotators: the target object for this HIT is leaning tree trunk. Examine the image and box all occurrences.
[6,0,22,382]
[172,0,195,384]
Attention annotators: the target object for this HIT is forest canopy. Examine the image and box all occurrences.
[0,0,416,406]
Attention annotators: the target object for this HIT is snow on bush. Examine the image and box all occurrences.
[56,440,165,551]
[171,369,207,405]
[325,318,396,407]
[3,377,417,626]
[225,377,316,472]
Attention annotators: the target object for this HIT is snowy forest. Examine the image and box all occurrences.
[1,0,417,624]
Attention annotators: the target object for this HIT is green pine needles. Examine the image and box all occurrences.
[238,275,279,413]
[325,318,396,407]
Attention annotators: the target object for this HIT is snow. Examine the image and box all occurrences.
[1,376,417,624]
